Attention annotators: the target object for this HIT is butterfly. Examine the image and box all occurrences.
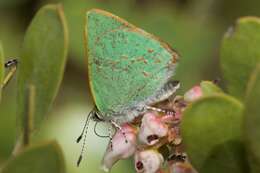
[77,9,180,166]
[86,9,180,123]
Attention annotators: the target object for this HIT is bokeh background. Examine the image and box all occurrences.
[1,0,260,172]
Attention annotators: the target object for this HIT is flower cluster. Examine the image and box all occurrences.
[101,85,202,173]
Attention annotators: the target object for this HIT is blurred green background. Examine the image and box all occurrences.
[0,0,260,172]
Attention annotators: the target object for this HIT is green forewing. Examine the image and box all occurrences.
[86,9,178,115]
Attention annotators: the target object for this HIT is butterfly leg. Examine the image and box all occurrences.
[146,105,175,116]
[108,125,114,150]
[2,59,18,89]
[110,120,128,143]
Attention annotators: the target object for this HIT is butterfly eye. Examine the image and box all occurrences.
[91,111,105,122]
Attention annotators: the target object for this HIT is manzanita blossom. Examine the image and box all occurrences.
[135,149,164,173]
[138,112,169,145]
[99,83,205,173]
[183,85,202,102]
[101,124,137,172]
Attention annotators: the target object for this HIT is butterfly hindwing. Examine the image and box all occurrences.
[86,9,178,120]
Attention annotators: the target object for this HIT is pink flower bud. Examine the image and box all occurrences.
[101,124,137,172]
[135,149,164,173]
[169,162,198,173]
[184,85,202,102]
[138,112,168,145]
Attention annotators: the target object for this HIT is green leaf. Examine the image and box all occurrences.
[0,42,4,101]
[244,63,260,173]
[200,81,222,96]
[17,4,68,132]
[220,17,260,99]
[1,141,65,173]
[181,94,248,173]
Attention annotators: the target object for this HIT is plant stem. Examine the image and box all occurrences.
[23,84,35,147]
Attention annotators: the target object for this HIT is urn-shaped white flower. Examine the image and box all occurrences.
[101,124,137,172]
[138,112,168,145]
[135,149,164,173]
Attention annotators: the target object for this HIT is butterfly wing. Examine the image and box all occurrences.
[86,9,178,119]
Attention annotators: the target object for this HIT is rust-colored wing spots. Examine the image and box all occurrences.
[148,49,154,53]
[120,55,128,60]
[130,59,135,64]
[136,56,148,64]
[109,60,120,70]
[142,71,150,77]
[154,58,161,64]
[94,59,101,66]
[122,66,130,72]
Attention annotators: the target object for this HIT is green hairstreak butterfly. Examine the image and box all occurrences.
[86,9,180,123]
[77,9,180,166]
